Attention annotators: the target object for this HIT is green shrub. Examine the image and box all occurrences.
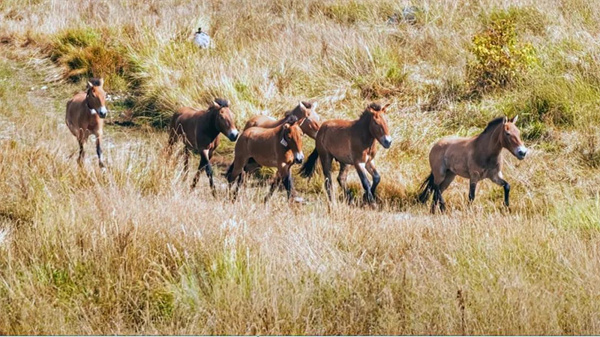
[50,28,132,91]
[467,12,536,94]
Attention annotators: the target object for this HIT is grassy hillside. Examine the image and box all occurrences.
[0,0,599,334]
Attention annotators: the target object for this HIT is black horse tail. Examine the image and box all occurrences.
[417,172,435,203]
[299,149,319,178]
[224,162,234,181]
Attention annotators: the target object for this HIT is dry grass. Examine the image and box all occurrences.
[1,0,600,334]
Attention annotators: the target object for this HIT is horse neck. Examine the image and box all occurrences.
[352,113,376,148]
[474,123,504,163]
[202,108,221,139]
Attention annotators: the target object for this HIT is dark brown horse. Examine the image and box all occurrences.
[226,115,304,202]
[300,103,392,204]
[167,98,239,192]
[65,78,109,167]
[418,116,528,213]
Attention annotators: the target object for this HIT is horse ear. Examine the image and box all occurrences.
[213,101,221,109]
[502,116,508,124]
[382,103,391,112]
[87,81,93,89]
[299,101,307,111]
[511,115,519,124]
[98,78,104,87]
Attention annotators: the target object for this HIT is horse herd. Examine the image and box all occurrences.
[65,78,529,213]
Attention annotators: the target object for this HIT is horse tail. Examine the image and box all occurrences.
[165,112,181,156]
[224,162,235,181]
[299,149,319,178]
[417,172,435,203]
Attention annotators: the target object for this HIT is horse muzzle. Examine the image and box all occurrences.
[294,152,304,164]
[98,106,108,119]
[515,146,528,160]
[380,135,392,149]
[228,129,239,142]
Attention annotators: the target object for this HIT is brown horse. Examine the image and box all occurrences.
[299,103,392,204]
[418,116,528,213]
[167,98,239,192]
[243,101,320,173]
[226,115,304,202]
[244,101,320,138]
[65,78,109,167]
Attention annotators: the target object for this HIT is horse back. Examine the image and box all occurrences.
[243,115,279,131]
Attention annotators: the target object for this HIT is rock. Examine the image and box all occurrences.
[387,6,421,25]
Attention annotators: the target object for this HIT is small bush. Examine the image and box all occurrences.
[50,28,132,90]
[467,12,536,94]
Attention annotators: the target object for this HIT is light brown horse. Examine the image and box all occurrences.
[243,101,320,173]
[226,115,304,202]
[66,78,109,168]
[300,103,392,204]
[418,116,528,213]
[167,98,239,192]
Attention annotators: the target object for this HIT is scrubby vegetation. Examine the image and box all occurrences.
[0,0,599,334]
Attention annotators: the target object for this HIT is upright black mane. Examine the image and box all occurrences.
[212,98,229,108]
[88,78,102,87]
[360,103,383,118]
[481,117,505,135]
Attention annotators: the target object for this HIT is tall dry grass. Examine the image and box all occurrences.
[1,0,600,334]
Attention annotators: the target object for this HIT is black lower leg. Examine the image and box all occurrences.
[191,156,209,188]
[469,183,476,202]
[282,174,293,199]
[357,170,373,203]
[502,180,510,207]
[370,171,380,196]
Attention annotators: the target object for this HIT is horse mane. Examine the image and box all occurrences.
[88,78,103,87]
[481,117,505,135]
[213,98,229,108]
[283,114,299,125]
[359,103,383,118]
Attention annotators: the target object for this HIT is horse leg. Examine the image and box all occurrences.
[233,171,245,201]
[95,133,105,168]
[490,173,510,207]
[191,149,210,190]
[182,147,190,181]
[320,153,334,203]
[77,130,87,166]
[204,149,217,196]
[264,173,282,203]
[229,156,248,201]
[337,163,351,202]
[430,170,447,213]
[280,166,295,200]
[437,172,455,211]
[77,140,85,166]
[468,179,479,203]
[365,161,381,198]
[354,162,373,204]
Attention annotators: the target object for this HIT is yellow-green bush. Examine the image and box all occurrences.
[50,28,132,91]
[467,12,536,94]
